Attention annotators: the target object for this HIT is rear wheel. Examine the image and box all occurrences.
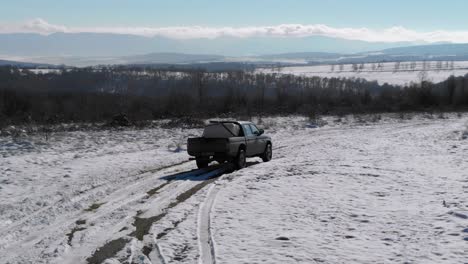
[196,158,209,169]
[235,149,246,170]
[262,143,272,162]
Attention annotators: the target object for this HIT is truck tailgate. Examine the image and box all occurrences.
[187,138,228,155]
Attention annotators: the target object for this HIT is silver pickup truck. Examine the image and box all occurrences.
[187,121,272,169]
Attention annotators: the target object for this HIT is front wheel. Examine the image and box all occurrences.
[261,143,272,162]
[196,158,209,169]
[235,149,246,170]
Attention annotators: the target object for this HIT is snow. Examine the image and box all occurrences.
[28,69,62,74]
[257,61,468,85]
[212,115,468,263]
[0,123,199,263]
[1,114,467,263]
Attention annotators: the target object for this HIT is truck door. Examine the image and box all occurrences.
[242,124,256,156]
[249,124,265,154]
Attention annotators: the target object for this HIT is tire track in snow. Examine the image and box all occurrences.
[86,165,233,264]
[140,166,233,263]
[0,160,193,248]
[80,146,292,263]
[1,161,197,264]
[197,183,220,264]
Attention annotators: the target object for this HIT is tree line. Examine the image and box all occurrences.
[0,66,467,127]
[330,61,457,73]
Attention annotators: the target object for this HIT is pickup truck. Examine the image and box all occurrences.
[187,121,272,169]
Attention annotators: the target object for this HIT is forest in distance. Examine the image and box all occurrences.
[1,65,468,127]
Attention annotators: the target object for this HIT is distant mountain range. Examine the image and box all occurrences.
[378,44,468,57]
[0,32,419,57]
[1,32,468,67]
[0,59,53,68]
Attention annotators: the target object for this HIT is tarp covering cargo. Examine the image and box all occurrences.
[202,123,241,138]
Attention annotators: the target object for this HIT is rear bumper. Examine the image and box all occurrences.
[188,152,233,159]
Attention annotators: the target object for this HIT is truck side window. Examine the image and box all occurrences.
[237,124,244,136]
[249,125,259,135]
[243,124,253,136]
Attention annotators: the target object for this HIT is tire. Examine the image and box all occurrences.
[196,158,209,169]
[261,143,272,162]
[235,149,246,170]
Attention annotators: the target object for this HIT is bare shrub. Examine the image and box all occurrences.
[305,111,328,128]
[2,125,27,139]
[109,114,131,127]
[370,114,382,123]
[261,120,276,130]
[41,127,52,141]
[399,112,405,120]
[257,116,264,125]
[161,117,205,129]
[462,123,468,140]
[168,137,185,152]
[355,115,367,124]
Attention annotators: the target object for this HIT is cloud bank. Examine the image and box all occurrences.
[1,18,468,43]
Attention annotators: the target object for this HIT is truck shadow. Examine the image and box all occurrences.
[159,161,261,182]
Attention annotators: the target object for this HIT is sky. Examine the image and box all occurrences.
[1,0,468,43]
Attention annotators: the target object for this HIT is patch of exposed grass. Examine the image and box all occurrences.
[130,214,166,241]
[84,202,105,212]
[146,182,170,196]
[86,237,129,264]
[66,226,87,245]
[76,219,86,225]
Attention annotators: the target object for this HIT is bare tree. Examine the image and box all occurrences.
[191,71,205,105]
[403,62,409,70]
[436,61,443,72]
[275,63,283,73]
[422,60,428,71]
[393,62,401,73]
[418,70,429,84]
[377,63,384,71]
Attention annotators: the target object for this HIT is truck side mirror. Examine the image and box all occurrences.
[257,129,264,136]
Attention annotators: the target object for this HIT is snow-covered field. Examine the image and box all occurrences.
[1,114,467,263]
[257,61,468,86]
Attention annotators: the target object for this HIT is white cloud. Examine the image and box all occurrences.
[1,18,468,43]
[0,18,69,34]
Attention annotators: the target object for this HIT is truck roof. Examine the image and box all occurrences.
[209,120,252,125]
